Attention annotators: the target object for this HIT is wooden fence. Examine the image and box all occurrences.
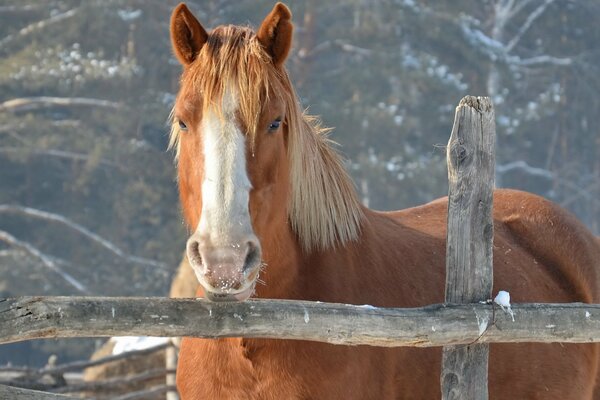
[1,96,599,399]
[0,342,174,399]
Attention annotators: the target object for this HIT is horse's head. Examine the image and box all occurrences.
[169,3,294,301]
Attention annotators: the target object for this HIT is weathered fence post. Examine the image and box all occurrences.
[166,338,180,400]
[441,96,495,399]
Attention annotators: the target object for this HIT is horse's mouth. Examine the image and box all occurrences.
[190,257,261,302]
[190,246,262,302]
[203,283,255,302]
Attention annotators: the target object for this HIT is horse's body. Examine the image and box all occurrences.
[168,3,600,399]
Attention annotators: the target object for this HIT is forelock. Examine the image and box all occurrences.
[189,25,284,137]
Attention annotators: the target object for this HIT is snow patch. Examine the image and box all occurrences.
[111,336,169,355]
[475,312,489,336]
[494,290,515,321]
[494,290,510,307]
[117,9,142,22]
[359,304,377,309]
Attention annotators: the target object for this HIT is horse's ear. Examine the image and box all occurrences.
[257,3,293,66]
[170,3,208,66]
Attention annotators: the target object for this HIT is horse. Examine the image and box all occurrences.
[168,3,600,399]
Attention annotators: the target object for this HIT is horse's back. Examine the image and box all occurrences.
[393,188,599,301]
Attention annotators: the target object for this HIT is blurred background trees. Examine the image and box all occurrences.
[1,0,599,364]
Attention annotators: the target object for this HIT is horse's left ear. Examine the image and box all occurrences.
[257,3,293,66]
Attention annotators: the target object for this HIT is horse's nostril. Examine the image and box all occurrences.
[243,241,260,272]
[186,238,203,269]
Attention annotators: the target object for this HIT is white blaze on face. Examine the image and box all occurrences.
[197,87,252,246]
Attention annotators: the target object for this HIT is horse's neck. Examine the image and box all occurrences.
[256,222,305,299]
[256,215,363,302]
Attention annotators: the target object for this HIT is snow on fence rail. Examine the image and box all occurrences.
[2,96,598,400]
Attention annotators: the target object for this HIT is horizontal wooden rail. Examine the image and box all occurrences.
[2,297,600,347]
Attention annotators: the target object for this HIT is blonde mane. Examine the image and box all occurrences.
[170,25,364,252]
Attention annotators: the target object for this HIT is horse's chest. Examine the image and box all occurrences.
[177,338,304,400]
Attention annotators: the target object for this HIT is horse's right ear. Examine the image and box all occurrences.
[170,3,208,66]
[257,3,293,66]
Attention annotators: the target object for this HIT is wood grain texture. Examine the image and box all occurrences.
[442,96,496,400]
[2,297,600,347]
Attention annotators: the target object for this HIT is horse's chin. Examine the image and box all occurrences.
[202,284,255,302]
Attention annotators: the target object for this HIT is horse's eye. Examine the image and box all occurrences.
[178,120,188,131]
[268,118,282,132]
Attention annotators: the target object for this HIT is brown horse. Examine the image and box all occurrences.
[168,3,600,399]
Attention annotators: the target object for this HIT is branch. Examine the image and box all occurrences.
[0,384,76,399]
[507,0,536,19]
[333,39,372,56]
[506,0,554,51]
[496,160,553,180]
[0,249,21,258]
[555,177,600,207]
[298,39,372,60]
[2,369,175,394]
[560,181,600,208]
[0,231,88,294]
[0,123,29,145]
[0,123,25,133]
[51,369,175,394]
[0,205,168,271]
[0,97,120,113]
[0,8,79,48]
[459,17,572,67]
[493,0,516,25]
[509,54,572,66]
[0,343,171,378]
[1,297,600,347]
[0,5,44,13]
[496,161,600,207]
[0,147,120,169]
[100,384,177,400]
